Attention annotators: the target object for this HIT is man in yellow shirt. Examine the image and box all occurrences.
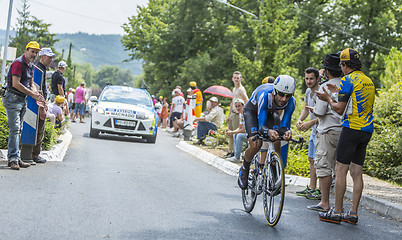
[190,81,202,118]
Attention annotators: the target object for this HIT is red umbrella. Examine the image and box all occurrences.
[203,85,233,98]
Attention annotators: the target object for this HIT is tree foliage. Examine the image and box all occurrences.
[9,0,58,56]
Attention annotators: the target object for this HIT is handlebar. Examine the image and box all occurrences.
[251,132,304,145]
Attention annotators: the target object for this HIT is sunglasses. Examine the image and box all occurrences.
[339,62,345,67]
[276,90,292,98]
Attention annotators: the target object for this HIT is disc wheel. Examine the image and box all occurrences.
[263,152,285,226]
[242,153,260,213]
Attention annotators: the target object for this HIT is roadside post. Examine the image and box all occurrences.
[183,95,196,141]
[20,66,43,164]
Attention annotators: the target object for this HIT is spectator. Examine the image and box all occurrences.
[47,95,65,128]
[190,81,203,118]
[51,61,67,97]
[151,95,157,105]
[316,48,375,224]
[261,76,275,84]
[175,86,185,98]
[72,82,86,123]
[225,71,249,158]
[32,47,56,164]
[160,97,169,128]
[172,88,195,136]
[226,99,247,163]
[306,53,343,212]
[3,41,44,170]
[169,89,185,130]
[296,67,320,200]
[67,88,75,119]
[193,97,225,145]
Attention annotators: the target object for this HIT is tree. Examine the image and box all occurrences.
[9,0,58,56]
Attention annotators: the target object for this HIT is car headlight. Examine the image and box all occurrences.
[137,113,154,120]
[96,107,105,115]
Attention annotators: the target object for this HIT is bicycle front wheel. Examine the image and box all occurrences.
[263,152,285,226]
[242,153,259,213]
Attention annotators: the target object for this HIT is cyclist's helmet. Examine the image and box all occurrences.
[274,75,296,95]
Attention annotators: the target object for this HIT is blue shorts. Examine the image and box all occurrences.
[75,102,85,116]
[308,130,316,159]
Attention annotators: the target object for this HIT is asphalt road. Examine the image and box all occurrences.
[0,122,400,240]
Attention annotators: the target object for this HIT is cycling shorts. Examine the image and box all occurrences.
[336,127,372,166]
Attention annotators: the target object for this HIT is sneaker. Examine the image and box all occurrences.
[306,189,322,200]
[9,161,20,170]
[319,208,342,224]
[237,165,249,190]
[296,186,313,196]
[18,160,31,168]
[226,156,240,163]
[33,156,46,163]
[224,152,234,158]
[342,211,358,224]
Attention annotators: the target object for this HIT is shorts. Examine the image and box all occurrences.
[308,130,316,159]
[69,102,75,112]
[244,107,280,138]
[336,127,372,166]
[314,130,341,177]
[74,102,85,116]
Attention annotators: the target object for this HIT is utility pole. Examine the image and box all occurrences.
[1,0,14,85]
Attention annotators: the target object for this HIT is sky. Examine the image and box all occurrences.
[0,0,149,35]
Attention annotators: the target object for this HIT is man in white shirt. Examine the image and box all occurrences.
[306,53,343,212]
[194,97,225,145]
[169,89,185,129]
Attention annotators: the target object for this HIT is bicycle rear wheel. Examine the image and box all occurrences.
[242,153,259,213]
[263,152,285,226]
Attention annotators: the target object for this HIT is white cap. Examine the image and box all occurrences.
[58,61,68,68]
[234,98,245,105]
[39,48,57,57]
[210,96,218,102]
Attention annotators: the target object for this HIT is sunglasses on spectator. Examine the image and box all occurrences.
[276,90,292,98]
[339,62,345,67]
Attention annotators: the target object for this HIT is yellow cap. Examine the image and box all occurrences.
[340,48,360,63]
[25,41,41,51]
[56,95,65,103]
[159,96,163,99]
[262,76,275,84]
[190,81,197,87]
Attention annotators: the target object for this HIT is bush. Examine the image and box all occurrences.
[0,98,9,149]
[286,148,310,177]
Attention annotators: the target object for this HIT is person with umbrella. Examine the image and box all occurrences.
[225,71,249,158]
[190,81,203,118]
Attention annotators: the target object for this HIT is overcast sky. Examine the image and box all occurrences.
[0,0,149,35]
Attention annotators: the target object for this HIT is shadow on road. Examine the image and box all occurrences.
[83,132,148,144]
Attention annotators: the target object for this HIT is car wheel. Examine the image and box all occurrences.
[89,123,100,138]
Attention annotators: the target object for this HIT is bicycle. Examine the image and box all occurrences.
[242,131,304,226]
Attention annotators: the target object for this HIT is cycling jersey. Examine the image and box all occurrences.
[245,84,296,133]
[338,70,375,133]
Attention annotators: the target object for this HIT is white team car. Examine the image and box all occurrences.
[90,85,158,143]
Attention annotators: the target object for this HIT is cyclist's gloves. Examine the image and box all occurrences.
[260,125,289,137]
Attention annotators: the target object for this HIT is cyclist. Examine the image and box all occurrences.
[238,75,296,190]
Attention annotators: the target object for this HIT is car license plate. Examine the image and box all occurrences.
[115,120,136,127]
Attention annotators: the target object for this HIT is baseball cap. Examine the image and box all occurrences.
[58,61,68,68]
[174,89,181,94]
[190,81,197,87]
[234,98,245,105]
[25,41,41,51]
[39,48,57,57]
[262,76,275,84]
[187,88,192,92]
[340,48,361,64]
[320,53,341,71]
[56,95,65,103]
[210,96,218,102]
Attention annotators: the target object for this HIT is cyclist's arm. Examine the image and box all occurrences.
[257,91,269,131]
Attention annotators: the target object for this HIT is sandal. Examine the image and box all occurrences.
[319,207,342,224]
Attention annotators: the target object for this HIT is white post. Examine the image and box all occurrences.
[1,0,14,85]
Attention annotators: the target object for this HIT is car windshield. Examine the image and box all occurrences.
[100,87,152,107]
